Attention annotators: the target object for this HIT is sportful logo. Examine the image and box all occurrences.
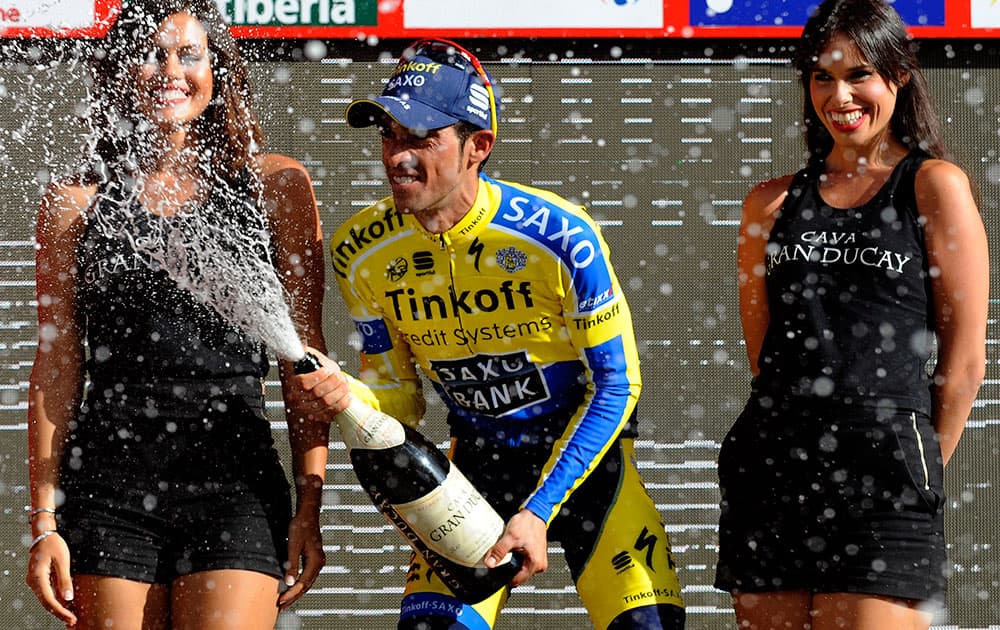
[412,251,435,276]
[611,550,632,572]
[466,83,491,124]
[468,83,490,108]
[610,527,660,574]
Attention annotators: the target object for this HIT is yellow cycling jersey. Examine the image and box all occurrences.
[330,174,641,523]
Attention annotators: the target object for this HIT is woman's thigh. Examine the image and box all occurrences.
[811,592,932,630]
[73,574,170,630]
[171,569,280,630]
[733,591,812,630]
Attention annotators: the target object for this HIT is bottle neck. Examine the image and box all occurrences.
[336,398,407,450]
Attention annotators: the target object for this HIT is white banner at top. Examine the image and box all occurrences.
[971,0,1000,28]
[403,0,663,29]
[0,0,95,29]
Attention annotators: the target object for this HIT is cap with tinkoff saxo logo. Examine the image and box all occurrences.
[346,38,499,137]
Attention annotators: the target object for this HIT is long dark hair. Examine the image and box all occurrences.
[87,0,263,187]
[793,0,950,169]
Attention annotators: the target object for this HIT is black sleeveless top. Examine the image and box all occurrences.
[76,181,269,390]
[752,151,935,414]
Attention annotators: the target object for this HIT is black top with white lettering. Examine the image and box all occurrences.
[753,151,934,413]
[76,184,267,387]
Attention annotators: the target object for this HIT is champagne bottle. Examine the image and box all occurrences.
[294,354,522,603]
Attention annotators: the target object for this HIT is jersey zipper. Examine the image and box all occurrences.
[440,233,473,356]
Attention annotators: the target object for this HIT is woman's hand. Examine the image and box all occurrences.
[278,505,326,611]
[26,531,77,626]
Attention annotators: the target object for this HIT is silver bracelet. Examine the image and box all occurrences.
[29,530,58,551]
[29,507,56,519]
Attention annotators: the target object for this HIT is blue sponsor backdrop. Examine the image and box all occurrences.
[690,0,945,27]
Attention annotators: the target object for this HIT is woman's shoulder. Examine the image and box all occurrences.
[913,158,977,220]
[747,174,798,198]
[255,152,310,180]
[36,177,98,245]
[743,174,798,219]
[40,176,99,219]
[914,158,970,190]
[44,172,98,197]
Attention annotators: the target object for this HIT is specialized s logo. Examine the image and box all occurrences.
[634,527,658,570]
[468,238,485,271]
[495,246,527,273]
[611,527,674,575]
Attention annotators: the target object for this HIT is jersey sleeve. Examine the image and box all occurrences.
[331,218,426,428]
[520,207,642,524]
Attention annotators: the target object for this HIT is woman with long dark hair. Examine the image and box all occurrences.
[25,1,339,627]
[715,0,987,628]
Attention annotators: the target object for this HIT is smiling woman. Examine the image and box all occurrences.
[715,1,988,629]
[24,1,334,628]
[134,14,214,130]
[808,34,902,144]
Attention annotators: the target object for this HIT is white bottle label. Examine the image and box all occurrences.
[394,466,509,568]
[335,399,406,450]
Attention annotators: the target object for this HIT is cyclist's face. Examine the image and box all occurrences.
[379,119,479,230]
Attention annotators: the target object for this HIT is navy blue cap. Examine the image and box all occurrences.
[346,40,497,136]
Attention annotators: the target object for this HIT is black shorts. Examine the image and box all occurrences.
[714,401,946,602]
[58,377,292,584]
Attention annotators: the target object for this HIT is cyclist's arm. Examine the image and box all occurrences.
[521,217,641,524]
